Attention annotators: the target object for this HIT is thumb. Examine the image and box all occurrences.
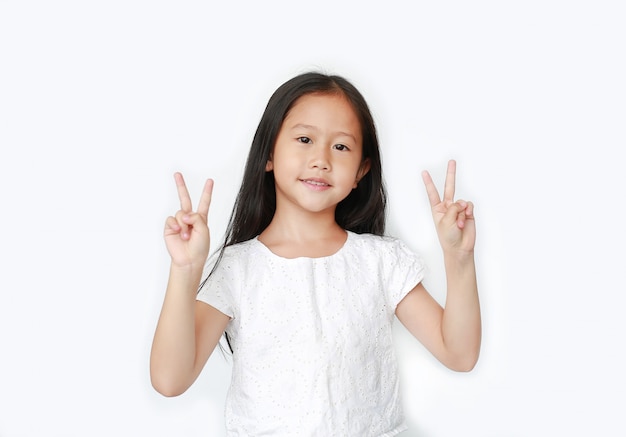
[442,201,466,228]
[180,212,210,251]
[441,202,465,226]
[182,212,208,230]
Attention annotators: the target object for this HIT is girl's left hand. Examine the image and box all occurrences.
[422,160,475,255]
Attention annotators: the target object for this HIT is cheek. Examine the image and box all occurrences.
[336,163,362,188]
[348,160,365,177]
[270,154,297,180]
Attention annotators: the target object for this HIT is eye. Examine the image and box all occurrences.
[297,136,312,144]
[333,144,350,151]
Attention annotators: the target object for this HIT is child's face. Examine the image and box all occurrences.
[266,93,370,216]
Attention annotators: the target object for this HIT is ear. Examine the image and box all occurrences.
[265,157,273,172]
[353,158,371,188]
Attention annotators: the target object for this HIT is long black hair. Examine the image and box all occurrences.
[202,72,388,351]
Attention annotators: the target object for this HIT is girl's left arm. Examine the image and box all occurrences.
[395,160,481,372]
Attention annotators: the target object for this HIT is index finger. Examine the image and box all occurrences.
[421,170,442,207]
[196,178,214,219]
[174,172,193,212]
[443,159,456,202]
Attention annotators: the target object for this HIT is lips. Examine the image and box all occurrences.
[301,178,330,186]
[300,178,331,190]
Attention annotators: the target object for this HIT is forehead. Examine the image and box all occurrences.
[283,93,362,138]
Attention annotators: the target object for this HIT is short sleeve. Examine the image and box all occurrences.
[196,250,237,319]
[383,238,426,309]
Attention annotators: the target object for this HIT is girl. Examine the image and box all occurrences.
[150,72,481,436]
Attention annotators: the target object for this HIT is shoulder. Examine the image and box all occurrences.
[348,231,411,252]
[347,232,426,306]
[214,237,270,264]
[221,238,259,258]
[347,232,424,265]
[199,238,261,294]
[203,237,261,274]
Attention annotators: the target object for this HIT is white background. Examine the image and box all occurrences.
[1,1,625,436]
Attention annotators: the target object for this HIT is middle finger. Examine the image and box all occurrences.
[443,160,456,202]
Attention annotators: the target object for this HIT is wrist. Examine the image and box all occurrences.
[443,249,475,270]
[169,261,205,279]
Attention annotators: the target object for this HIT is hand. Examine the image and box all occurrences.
[164,172,214,269]
[422,160,475,255]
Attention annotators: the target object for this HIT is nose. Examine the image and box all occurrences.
[309,145,331,171]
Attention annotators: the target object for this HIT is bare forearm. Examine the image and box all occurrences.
[150,264,204,395]
[441,252,481,371]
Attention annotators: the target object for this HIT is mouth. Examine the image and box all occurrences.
[300,178,331,190]
[300,178,330,187]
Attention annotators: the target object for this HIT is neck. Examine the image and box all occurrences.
[262,206,342,243]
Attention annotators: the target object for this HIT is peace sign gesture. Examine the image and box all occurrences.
[422,160,475,255]
[164,173,214,269]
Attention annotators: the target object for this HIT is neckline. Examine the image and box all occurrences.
[254,231,352,260]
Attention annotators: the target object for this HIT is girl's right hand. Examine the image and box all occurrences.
[164,172,214,269]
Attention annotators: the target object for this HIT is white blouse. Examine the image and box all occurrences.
[197,231,425,436]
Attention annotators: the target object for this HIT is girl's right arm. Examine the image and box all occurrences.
[150,173,230,397]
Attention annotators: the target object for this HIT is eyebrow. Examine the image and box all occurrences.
[290,123,357,143]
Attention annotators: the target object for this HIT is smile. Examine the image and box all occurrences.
[300,179,331,190]
[302,179,329,186]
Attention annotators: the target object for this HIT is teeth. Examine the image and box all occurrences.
[305,180,328,186]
